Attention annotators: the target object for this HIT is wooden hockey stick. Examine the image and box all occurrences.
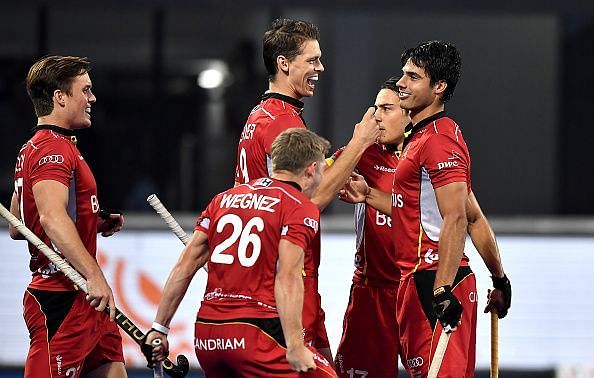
[0,203,189,378]
[491,310,499,378]
[428,326,452,378]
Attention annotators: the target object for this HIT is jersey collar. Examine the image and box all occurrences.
[402,111,447,149]
[262,92,304,111]
[32,124,78,144]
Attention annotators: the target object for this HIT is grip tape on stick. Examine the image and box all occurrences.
[147,194,191,245]
[428,328,451,378]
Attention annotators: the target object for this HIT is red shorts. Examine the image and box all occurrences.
[195,319,337,377]
[23,289,124,378]
[303,276,330,349]
[398,267,477,378]
[334,282,400,377]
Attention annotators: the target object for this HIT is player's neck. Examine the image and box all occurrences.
[271,172,305,191]
[37,114,74,130]
[410,102,445,125]
[268,80,301,101]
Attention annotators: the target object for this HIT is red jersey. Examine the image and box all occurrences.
[391,113,471,277]
[331,144,400,286]
[195,178,320,320]
[234,93,306,184]
[13,127,100,291]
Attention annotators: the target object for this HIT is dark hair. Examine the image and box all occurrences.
[262,18,320,81]
[26,55,91,117]
[381,76,399,93]
[400,41,461,103]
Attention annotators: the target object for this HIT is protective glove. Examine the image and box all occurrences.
[432,285,463,333]
[485,274,511,319]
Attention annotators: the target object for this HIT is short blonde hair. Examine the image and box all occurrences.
[271,128,330,174]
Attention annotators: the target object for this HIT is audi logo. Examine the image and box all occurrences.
[303,217,319,232]
[407,357,424,369]
[38,154,64,166]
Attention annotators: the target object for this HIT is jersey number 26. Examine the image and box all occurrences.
[211,214,264,267]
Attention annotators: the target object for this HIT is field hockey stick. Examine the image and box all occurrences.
[0,203,189,378]
[147,194,191,244]
[147,194,208,272]
[428,325,452,378]
[491,310,499,378]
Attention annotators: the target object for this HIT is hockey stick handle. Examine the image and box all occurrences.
[147,194,191,245]
[0,203,189,378]
[428,327,451,378]
[490,310,499,378]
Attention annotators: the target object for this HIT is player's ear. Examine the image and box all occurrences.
[53,89,66,107]
[304,161,317,178]
[277,55,289,74]
[433,80,447,97]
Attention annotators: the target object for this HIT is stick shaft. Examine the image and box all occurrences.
[0,203,185,377]
[147,194,190,245]
[428,329,451,378]
[490,310,499,378]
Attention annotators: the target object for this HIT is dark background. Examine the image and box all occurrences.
[1,1,592,215]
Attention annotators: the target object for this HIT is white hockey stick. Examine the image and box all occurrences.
[147,194,191,245]
[147,194,207,272]
[428,326,452,378]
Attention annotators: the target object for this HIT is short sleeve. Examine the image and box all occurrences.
[262,115,307,155]
[280,202,319,251]
[421,134,469,189]
[29,141,76,187]
[195,201,215,233]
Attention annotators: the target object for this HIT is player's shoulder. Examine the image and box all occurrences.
[426,116,462,138]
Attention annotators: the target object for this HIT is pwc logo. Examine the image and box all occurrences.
[38,154,64,166]
[437,160,458,170]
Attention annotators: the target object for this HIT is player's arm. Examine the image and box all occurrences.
[8,191,24,240]
[146,230,210,362]
[275,239,316,372]
[431,181,468,332]
[311,107,380,211]
[33,180,117,320]
[466,191,511,318]
[339,172,392,214]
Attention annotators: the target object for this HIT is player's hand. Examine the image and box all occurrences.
[338,172,369,203]
[484,274,511,318]
[141,329,170,368]
[432,285,463,333]
[351,107,380,148]
[98,209,124,237]
[85,272,116,321]
[286,345,317,372]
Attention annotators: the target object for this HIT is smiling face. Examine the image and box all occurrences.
[374,88,410,146]
[62,73,96,129]
[396,58,445,121]
[282,39,324,99]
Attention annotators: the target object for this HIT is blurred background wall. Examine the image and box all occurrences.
[1,1,592,216]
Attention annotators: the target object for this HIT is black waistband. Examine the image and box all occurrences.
[196,316,286,347]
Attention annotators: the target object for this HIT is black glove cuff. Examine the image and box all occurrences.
[433,285,452,300]
[491,274,510,290]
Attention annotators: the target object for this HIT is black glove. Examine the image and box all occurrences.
[140,329,167,368]
[491,274,512,318]
[98,208,123,235]
[432,285,463,333]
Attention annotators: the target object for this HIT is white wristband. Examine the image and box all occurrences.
[152,322,169,335]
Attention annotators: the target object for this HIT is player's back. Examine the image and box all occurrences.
[234,93,306,184]
[196,177,319,320]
